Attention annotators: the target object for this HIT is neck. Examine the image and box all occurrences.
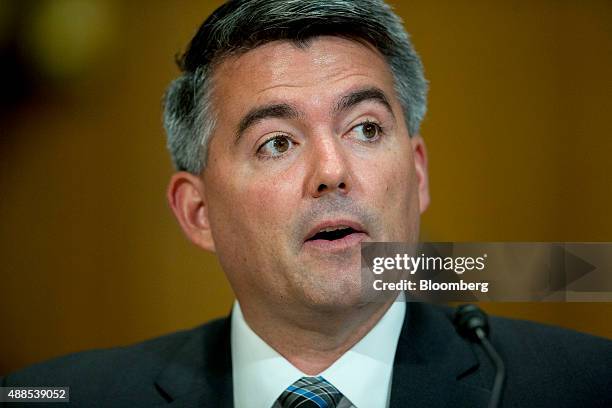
[239,295,397,375]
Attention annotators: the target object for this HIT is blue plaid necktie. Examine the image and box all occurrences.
[277,376,344,408]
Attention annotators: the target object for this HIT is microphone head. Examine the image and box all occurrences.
[453,304,490,342]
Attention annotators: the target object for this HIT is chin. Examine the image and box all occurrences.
[302,293,365,312]
[295,270,365,310]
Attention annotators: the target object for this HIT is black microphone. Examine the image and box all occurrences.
[453,304,506,408]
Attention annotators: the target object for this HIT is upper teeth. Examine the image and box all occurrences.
[320,225,350,233]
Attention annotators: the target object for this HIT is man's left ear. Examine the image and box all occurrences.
[411,135,430,213]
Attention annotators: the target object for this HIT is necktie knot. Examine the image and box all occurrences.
[277,376,343,408]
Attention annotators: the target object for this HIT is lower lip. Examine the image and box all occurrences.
[303,232,368,252]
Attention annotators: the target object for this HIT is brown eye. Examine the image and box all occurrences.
[258,135,295,158]
[362,122,378,139]
[353,121,382,141]
[272,137,290,152]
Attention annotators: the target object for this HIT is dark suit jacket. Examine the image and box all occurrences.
[2,302,611,407]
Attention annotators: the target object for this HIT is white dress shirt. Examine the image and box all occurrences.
[231,293,406,408]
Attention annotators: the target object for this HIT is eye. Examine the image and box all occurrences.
[351,121,383,142]
[257,135,295,158]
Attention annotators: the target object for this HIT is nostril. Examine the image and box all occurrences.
[317,184,327,193]
[338,182,346,189]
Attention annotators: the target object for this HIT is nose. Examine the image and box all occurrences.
[306,136,352,198]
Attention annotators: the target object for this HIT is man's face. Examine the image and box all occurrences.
[201,37,428,311]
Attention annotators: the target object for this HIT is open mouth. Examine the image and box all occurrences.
[303,220,367,251]
[306,226,358,242]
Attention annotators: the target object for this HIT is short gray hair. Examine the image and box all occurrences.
[163,0,428,174]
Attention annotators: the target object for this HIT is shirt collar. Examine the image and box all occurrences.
[231,293,406,408]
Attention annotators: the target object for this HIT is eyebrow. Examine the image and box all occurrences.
[334,87,395,118]
[234,86,395,143]
[235,103,301,143]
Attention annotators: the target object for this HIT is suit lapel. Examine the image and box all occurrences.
[390,302,491,407]
[151,303,490,407]
[154,316,234,407]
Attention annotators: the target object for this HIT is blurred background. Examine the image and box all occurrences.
[1,0,611,375]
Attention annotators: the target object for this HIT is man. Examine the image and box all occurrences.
[2,1,610,407]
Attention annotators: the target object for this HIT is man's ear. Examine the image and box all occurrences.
[167,171,216,252]
[411,135,430,213]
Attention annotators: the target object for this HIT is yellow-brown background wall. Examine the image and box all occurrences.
[1,0,611,375]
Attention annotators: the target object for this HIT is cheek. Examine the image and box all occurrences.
[361,142,419,239]
[367,144,416,206]
[208,161,301,245]
[241,179,290,233]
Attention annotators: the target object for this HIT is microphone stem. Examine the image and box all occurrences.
[476,327,506,408]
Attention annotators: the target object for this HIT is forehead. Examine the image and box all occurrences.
[210,36,398,116]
